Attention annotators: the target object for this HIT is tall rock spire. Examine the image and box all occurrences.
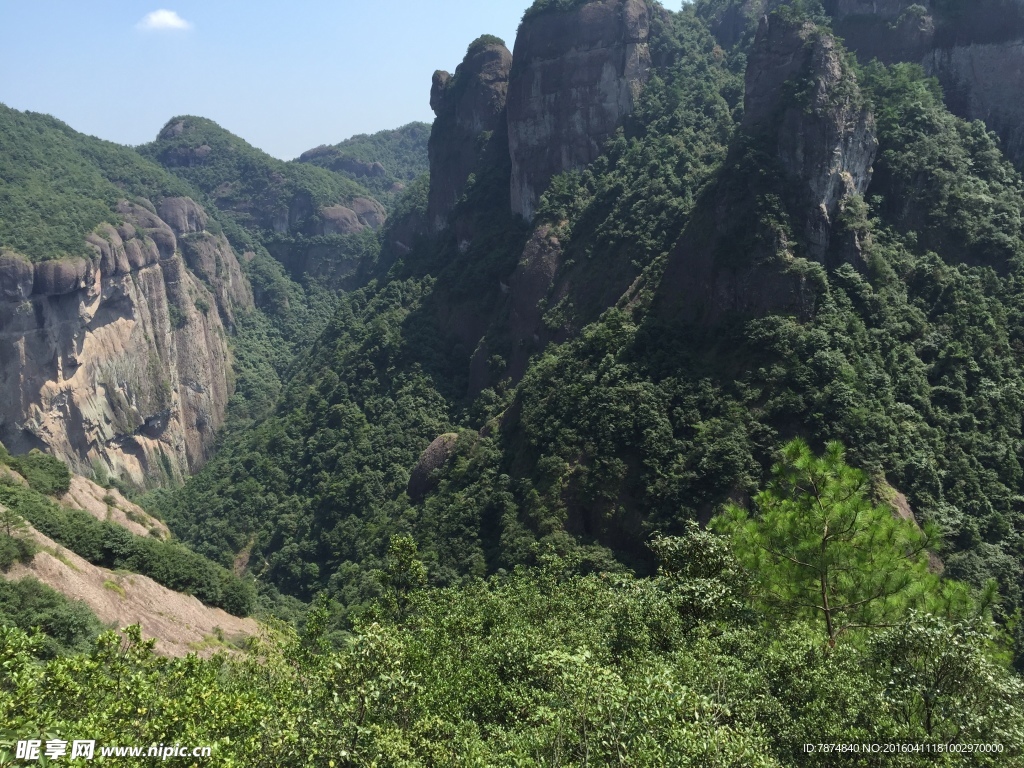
[507,0,654,220]
[426,37,512,234]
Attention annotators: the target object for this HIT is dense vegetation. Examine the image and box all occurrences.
[138,115,371,230]
[150,7,1024,683]
[156,277,453,602]
[0,105,192,261]
[0,579,100,658]
[153,4,742,602]
[3,483,1022,765]
[0,446,71,498]
[5,0,1024,760]
[296,122,430,203]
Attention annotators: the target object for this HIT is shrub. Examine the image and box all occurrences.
[6,451,71,497]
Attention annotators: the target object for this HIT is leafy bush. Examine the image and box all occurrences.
[466,34,506,56]
[4,450,71,497]
[0,535,35,571]
[0,551,1019,765]
[521,0,594,25]
[0,578,101,657]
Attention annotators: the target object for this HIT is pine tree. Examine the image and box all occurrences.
[714,439,970,645]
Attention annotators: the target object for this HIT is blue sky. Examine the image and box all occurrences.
[0,0,583,159]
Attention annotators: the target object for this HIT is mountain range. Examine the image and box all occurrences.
[3,0,1024,764]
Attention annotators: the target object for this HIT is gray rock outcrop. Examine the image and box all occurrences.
[744,15,877,263]
[827,0,1024,166]
[407,432,460,500]
[658,16,875,325]
[0,199,252,486]
[925,40,1024,166]
[708,0,1024,167]
[315,198,387,236]
[427,38,513,233]
[507,0,654,220]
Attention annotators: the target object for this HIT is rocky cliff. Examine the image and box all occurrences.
[0,197,250,485]
[659,15,875,323]
[508,0,655,220]
[744,15,877,264]
[829,0,1024,166]
[704,0,1024,167]
[924,40,1024,166]
[427,38,513,233]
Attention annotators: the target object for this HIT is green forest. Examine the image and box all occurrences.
[3,0,1024,764]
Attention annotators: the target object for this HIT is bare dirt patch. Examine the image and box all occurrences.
[61,475,170,539]
[3,524,258,657]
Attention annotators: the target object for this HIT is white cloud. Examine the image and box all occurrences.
[138,9,192,31]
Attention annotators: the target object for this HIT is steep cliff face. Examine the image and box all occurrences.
[660,15,875,324]
[508,0,654,220]
[814,1,1024,166]
[744,16,877,263]
[0,198,250,485]
[924,41,1024,166]
[702,1,1024,164]
[427,39,513,233]
[158,197,252,328]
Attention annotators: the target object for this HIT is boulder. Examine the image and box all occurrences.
[117,200,177,260]
[349,197,387,230]
[318,205,365,235]
[0,251,35,301]
[32,257,91,296]
[157,197,209,236]
[408,433,460,501]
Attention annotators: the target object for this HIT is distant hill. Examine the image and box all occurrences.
[295,122,430,203]
[139,115,377,235]
[0,105,191,262]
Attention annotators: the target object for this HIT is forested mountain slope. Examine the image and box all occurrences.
[0,107,252,484]
[297,121,430,205]
[155,0,1024,673]
[141,116,388,292]
[5,0,1024,761]
[0,445,257,658]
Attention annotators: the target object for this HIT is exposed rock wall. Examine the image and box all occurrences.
[315,197,388,236]
[705,1,1024,164]
[159,197,252,328]
[0,198,251,485]
[427,39,513,233]
[508,0,654,220]
[826,0,1024,165]
[925,40,1024,165]
[659,17,874,325]
[744,16,877,263]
